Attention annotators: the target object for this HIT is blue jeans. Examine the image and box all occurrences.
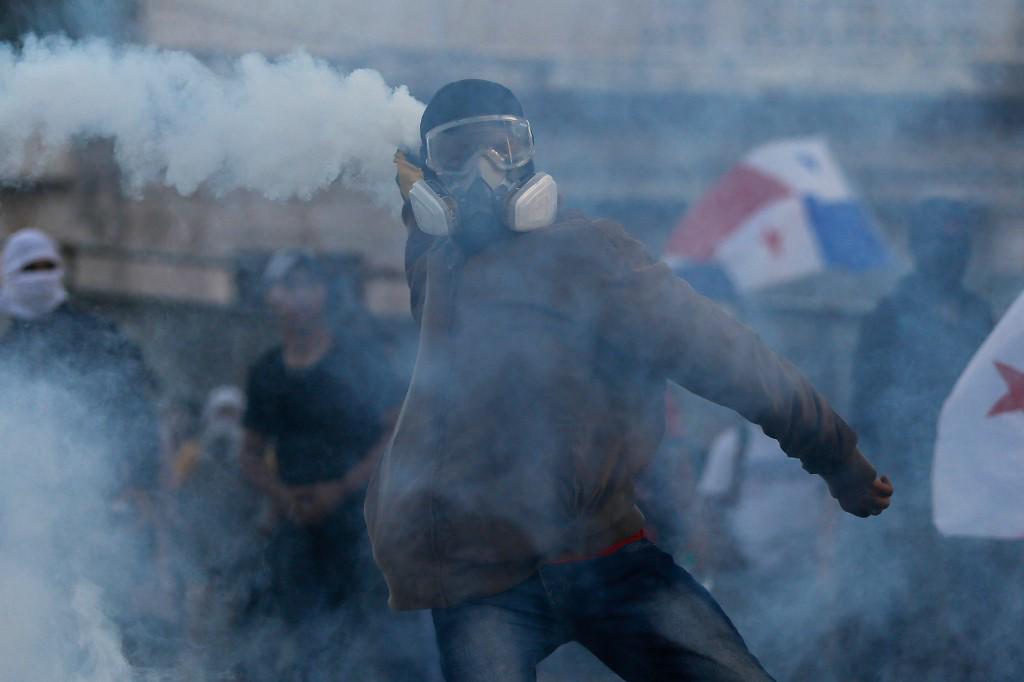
[432,540,774,681]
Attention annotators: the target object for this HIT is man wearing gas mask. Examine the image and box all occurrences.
[400,100,557,253]
[366,79,893,681]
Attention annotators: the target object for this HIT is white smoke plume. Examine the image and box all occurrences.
[0,35,425,203]
[0,381,136,681]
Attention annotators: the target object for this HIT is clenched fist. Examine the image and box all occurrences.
[824,448,894,518]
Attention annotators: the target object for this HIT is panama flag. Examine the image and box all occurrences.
[934,292,1024,539]
[664,137,888,291]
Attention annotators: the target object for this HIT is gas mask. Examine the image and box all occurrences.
[408,115,558,242]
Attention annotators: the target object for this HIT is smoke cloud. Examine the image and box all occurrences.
[0,35,424,203]
[0,380,140,681]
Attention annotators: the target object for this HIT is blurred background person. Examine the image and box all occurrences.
[158,395,201,491]
[853,198,993,528]
[169,385,265,679]
[0,226,171,666]
[0,228,163,500]
[238,249,426,679]
[842,198,995,680]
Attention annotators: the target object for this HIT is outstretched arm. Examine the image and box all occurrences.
[593,221,892,517]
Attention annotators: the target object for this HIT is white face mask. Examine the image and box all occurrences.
[2,270,67,320]
[201,418,243,463]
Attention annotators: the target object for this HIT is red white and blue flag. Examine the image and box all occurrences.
[664,137,888,291]
[934,292,1024,539]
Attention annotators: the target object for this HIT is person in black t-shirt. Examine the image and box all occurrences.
[241,250,400,630]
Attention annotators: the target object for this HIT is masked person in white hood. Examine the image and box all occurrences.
[0,227,166,660]
[0,227,161,495]
[0,226,68,319]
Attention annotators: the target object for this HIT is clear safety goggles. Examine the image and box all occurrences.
[424,115,535,174]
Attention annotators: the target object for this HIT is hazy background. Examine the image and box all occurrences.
[1,3,1023,680]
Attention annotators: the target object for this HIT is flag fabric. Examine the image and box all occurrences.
[664,137,888,291]
[934,291,1024,539]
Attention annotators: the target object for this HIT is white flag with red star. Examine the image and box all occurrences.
[934,291,1024,538]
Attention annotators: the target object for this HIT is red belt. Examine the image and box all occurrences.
[548,529,646,565]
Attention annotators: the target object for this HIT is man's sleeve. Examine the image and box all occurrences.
[591,221,858,476]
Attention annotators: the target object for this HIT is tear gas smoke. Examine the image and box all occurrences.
[0,381,139,681]
[0,35,425,203]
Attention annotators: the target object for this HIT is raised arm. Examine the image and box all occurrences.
[396,151,434,327]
